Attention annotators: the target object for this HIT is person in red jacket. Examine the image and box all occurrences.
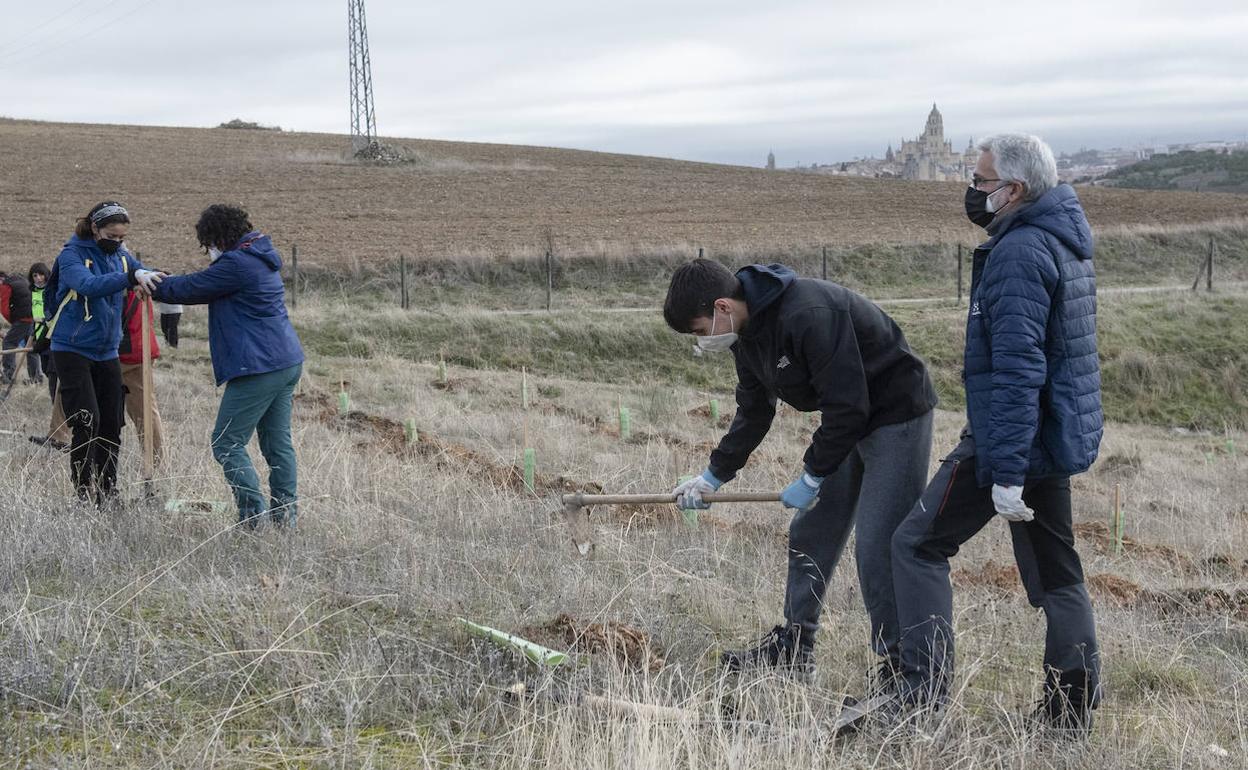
[0,270,36,384]
[118,288,164,465]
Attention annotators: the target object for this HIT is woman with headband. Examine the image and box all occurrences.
[47,201,164,505]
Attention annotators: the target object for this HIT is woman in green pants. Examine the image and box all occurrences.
[153,205,305,528]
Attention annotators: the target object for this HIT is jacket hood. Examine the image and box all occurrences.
[235,232,282,271]
[1011,183,1094,260]
[736,264,798,318]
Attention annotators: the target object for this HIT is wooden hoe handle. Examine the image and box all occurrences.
[562,491,782,507]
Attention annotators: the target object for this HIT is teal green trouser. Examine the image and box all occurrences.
[211,364,302,527]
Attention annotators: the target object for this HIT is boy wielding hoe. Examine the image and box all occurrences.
[664,260,937,681]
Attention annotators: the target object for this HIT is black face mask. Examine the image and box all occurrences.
[964,186,995,229]
[97,238,123,254]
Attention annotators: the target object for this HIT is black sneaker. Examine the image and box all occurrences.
[720,623,814,680]
[869,656,903,698]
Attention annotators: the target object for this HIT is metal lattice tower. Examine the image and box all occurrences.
[347,0,378,154]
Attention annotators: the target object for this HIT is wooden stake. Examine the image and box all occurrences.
[141,297,155,483]
[1112,483,1123,555]
[290,243,298,308]
[522,367,529,410]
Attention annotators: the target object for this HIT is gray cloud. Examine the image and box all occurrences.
[2,0,1246,165]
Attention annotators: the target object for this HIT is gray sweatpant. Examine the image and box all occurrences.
[783,410,933,658]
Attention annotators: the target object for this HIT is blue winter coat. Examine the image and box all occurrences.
[963,183,1103,487]
[50,235,145,361]
[152,233,304,386]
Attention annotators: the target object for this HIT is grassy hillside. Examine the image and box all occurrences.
[5,118,1248,275]
[1100,150,1248,193]
[292,289,1248,431]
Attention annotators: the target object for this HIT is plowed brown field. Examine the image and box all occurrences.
[4,117,1248,272]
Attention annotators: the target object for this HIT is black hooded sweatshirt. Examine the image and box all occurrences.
[708,264,938,482]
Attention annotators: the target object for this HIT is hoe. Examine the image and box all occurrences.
[560,490,783,555]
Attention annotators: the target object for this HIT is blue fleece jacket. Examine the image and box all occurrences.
[152,233,304,386]
[963,183,1103,487]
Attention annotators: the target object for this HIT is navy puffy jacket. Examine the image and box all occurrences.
[963,183,1103,487]
[152,233,304,385]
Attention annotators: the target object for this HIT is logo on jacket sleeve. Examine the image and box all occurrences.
[970,300,981,317]
[777,355,791,369]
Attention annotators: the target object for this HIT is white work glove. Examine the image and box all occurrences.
[673,470,723,510]
[991,484,1035,522]
[133,269,165,294]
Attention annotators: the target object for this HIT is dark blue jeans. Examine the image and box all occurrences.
[211,364,302,527]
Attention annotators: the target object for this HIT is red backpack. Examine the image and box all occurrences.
[118,290,160,365]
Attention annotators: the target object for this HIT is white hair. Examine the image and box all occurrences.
[977,133,1058,200]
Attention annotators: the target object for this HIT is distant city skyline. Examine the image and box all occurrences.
[3,0,1246,168]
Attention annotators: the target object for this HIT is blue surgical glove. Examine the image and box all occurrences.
[781,472,824,512]
[673,469,724,510]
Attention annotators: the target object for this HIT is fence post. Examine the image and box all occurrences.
[1208,238,1214,293]
[822,246,827,281]
[291,244,299,309]
[545,250,553,312]
[957,243,963,303]
[400,255,408,309]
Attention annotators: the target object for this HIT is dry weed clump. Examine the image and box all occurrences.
[534,613,666,673]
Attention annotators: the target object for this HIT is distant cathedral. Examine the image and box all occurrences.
[766,150,775,170]
[893,104,976,181]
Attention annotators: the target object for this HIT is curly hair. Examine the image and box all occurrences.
[74,201,130,239]
[195,204,254,252]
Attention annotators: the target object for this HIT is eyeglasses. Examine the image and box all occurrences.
[971,175,1002,188]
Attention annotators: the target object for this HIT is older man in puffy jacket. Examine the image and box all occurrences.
[872,134,1103,734]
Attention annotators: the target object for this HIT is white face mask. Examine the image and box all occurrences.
[695,308,738,354]
[984,183,1011,215]
[208,247,222,262]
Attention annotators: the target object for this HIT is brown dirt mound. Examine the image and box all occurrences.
[540,613,665,672]
[685,404,732,429]
[1087,573,1143,605]
[430,376,480,393]
[542,401,715,452]
[1074,522,1191,567]
[297,387,582,494]
[1144,588,1248,621]
[952,560,1021,593]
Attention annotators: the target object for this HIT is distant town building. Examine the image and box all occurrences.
[798,104,975,181]
[766,150,775,170]
[893,104,977,181]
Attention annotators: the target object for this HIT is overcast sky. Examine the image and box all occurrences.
[3,0,1246,167]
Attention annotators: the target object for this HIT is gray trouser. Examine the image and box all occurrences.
[783,410,933,658]
[891,434,1100,705]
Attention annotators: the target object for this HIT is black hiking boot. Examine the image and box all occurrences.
[720,623,814,681]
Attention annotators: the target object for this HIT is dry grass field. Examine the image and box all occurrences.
[0,287,1245,767]
[5,117,1248,274]
[2,119,1247,767]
